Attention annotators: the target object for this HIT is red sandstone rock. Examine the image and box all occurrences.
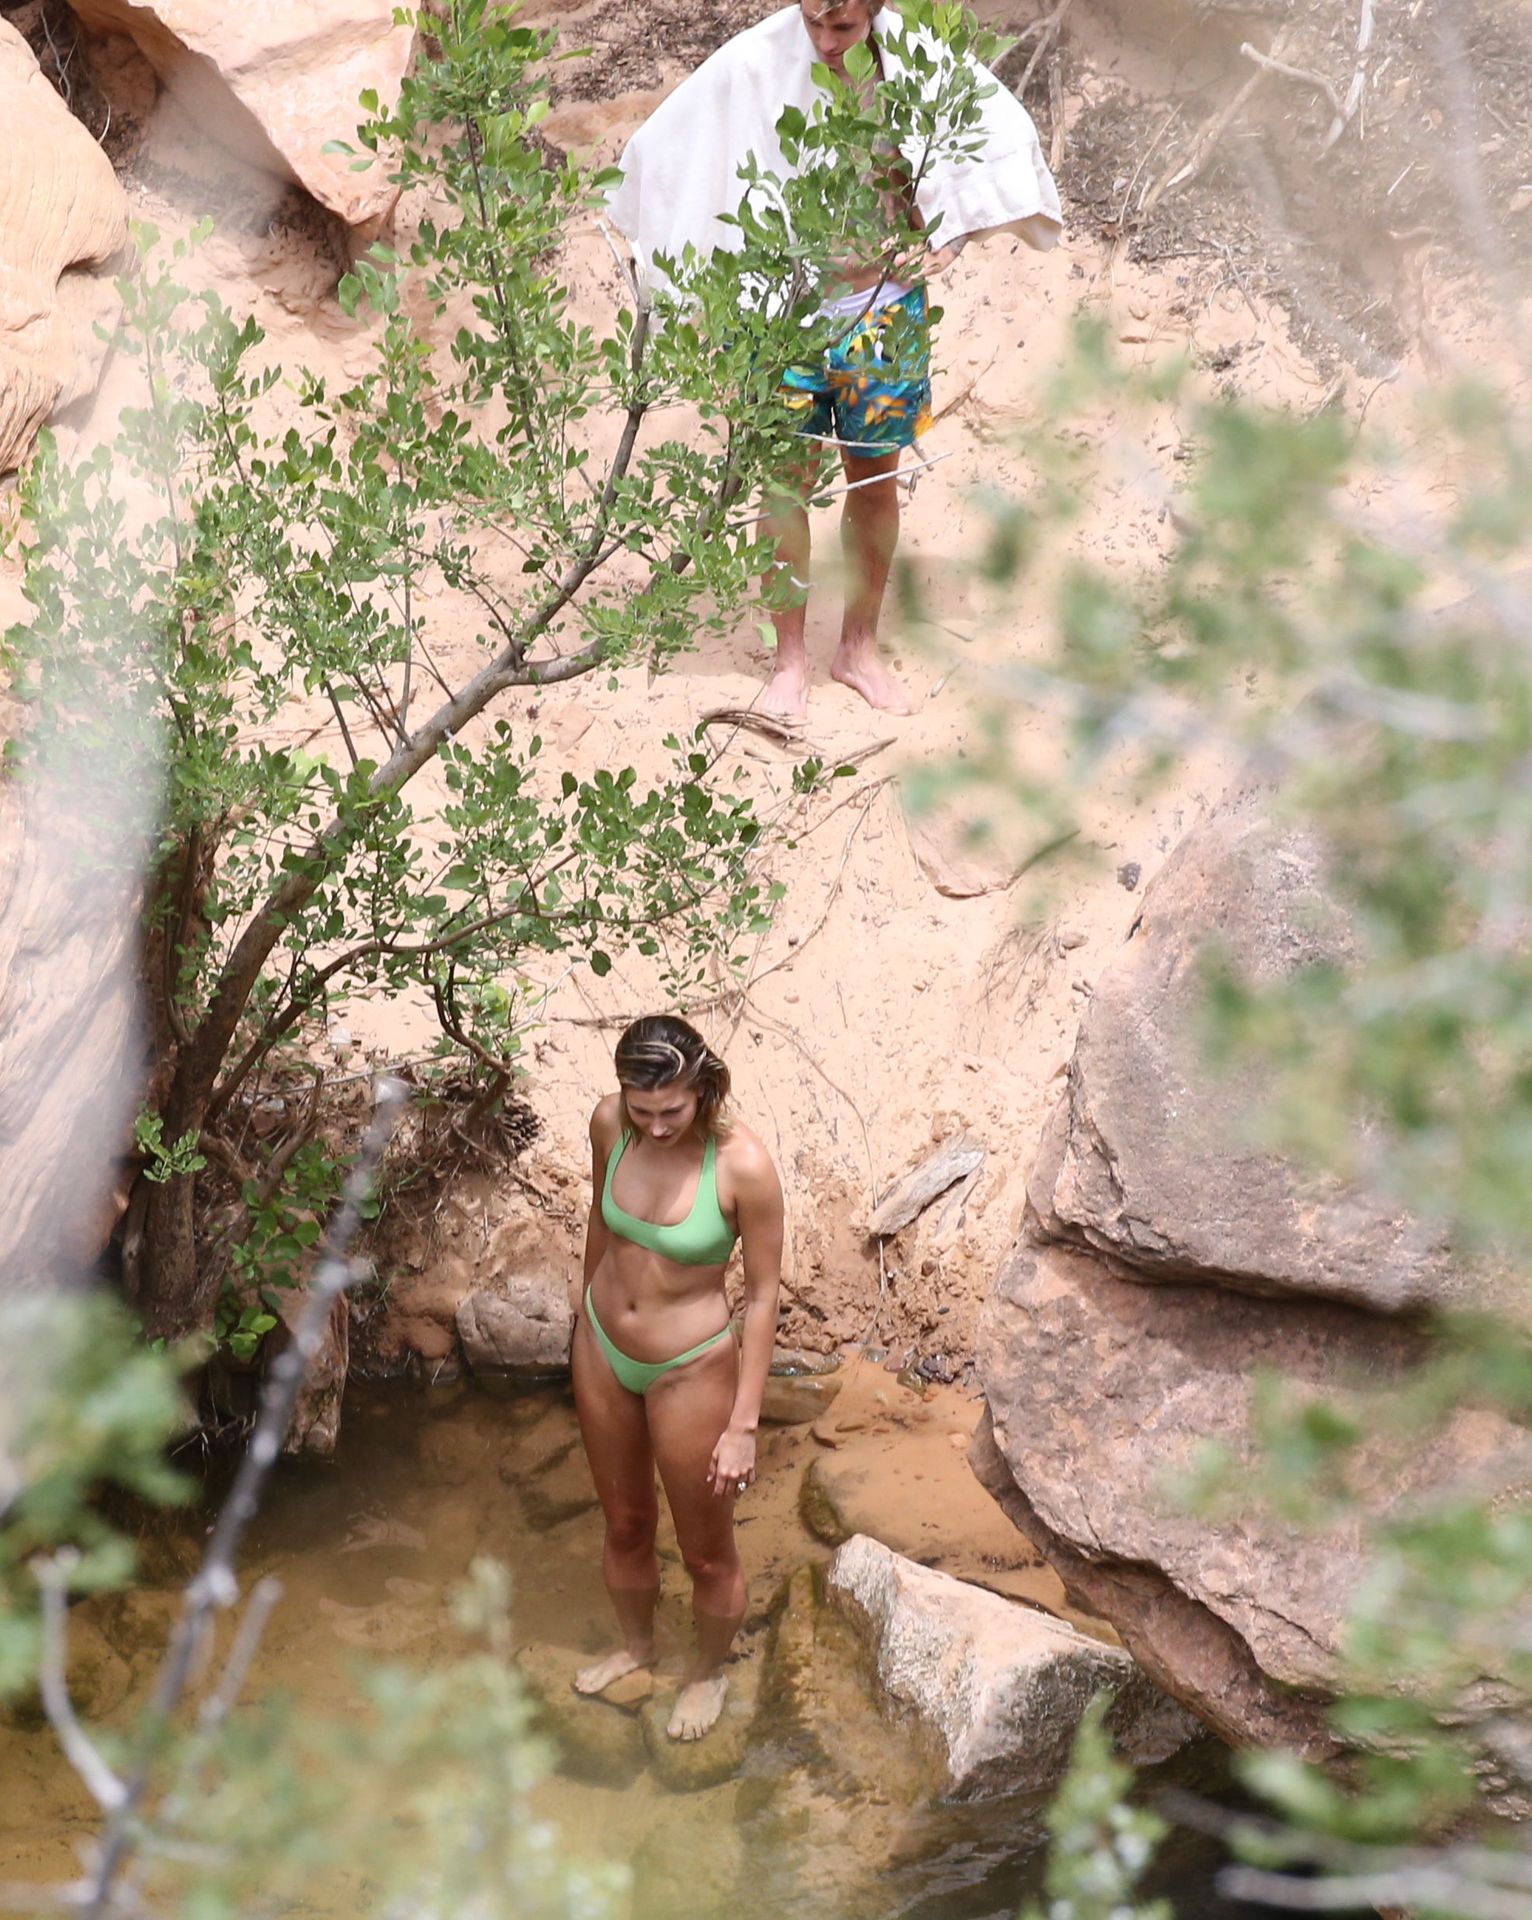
[64,0,415,228]
[0,20,126,474]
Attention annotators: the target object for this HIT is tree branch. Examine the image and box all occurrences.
[170,286,704,1149]
[34,1555,128,1813]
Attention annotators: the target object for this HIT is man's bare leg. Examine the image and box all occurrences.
[758,461,819,724]
[831,446,914,715]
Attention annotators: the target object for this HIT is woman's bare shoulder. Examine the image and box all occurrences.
[718,1120,778,1187]
[590,1093,623,1150]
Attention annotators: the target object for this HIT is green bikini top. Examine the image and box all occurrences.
[601,1131,738,1267]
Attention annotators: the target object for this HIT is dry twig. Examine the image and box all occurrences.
[1323,0,1377,151]
[34,1557,127,1812]
[1162,1790,1532,1920]
[71,1081,408,1920]
[1140,39,1289,220]
[1239,42,1344,121]
[1011,0,1077,99]
[932,347,1001,427]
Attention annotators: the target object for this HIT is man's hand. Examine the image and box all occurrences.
[925,234,970,275]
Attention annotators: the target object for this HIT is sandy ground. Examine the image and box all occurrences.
[5,3,1526,1372]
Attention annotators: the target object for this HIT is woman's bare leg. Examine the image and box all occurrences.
[645,1339,746,1739]
[570,1314,661,1693]
[831,446,913,714]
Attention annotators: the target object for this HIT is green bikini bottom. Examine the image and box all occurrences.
[584,1286,733,1396]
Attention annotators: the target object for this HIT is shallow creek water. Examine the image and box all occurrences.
[1,1377,1259,1919]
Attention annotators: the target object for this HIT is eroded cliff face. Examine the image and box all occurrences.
[973,789,1532,1760]
[0,18,126,476]
[62,0,415,228]
[0,719,151,1289]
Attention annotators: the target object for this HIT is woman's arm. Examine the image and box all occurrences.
[708,1135,785,1496]
[576,1101,617,1314]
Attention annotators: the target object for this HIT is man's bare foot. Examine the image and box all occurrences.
[666,1671,729,1740]
[573,1648,653,1697]
[757,662,808,726]
[831,645,914,715]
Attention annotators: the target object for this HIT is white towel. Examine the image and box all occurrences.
[606,4,1063,299]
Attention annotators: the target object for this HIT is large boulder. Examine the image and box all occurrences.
[0,696,151,1290]
[1031,787,1499,1315]
[0,20,126,474]
[969,1408,1329,1755]
[824,1535,1196,1801]
[975,789,1532,1759]
[63,1,415,228]
[457,1276,573,1385]
[977,1242,1532,1753]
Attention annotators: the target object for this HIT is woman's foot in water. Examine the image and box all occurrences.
[667,1669,730,1740]
[573,1646,653,1696]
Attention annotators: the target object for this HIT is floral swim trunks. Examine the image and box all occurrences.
[779,285,934,454]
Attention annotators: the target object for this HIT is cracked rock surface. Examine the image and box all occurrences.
[0,19,126,474]
[977,782,1532,1755]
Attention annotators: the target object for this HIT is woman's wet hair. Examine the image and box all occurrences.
[614,1015,732,1139]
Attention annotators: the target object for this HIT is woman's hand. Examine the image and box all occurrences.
[709,1425,757,1500]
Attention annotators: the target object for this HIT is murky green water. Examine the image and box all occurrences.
[0,1382,1263,1919]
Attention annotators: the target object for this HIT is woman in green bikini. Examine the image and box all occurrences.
[572,1014,784,1741]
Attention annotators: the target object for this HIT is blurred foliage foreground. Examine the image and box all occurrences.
[988,330,1532,1915]
[5,0,1532,1912]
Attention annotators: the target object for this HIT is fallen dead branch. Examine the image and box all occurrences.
[695,709,896,774]
[866,1132,987,1237]
[1140,38,1290,221]
[1324,0,1377,151]
[931,347,1001,428]
[1239,42,1344,122]
[1004,0,1077,99]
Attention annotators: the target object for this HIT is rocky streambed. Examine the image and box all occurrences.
[1,1373,1253,1920]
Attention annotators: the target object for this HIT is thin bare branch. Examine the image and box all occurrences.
[1239,41,1344,121]
[81,1083,406,1920]
[1141,43,1284,219]
[197,1578,283,1731]
[1322,0,1376,151]
[34,1555,128,1813]
[1220,1864,1530,1920]
[1015,0,1076,100]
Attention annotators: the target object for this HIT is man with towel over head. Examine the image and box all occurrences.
[607,0,1062,724]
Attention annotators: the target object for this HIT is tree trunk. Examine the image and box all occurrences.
[137,1168,209,1340]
